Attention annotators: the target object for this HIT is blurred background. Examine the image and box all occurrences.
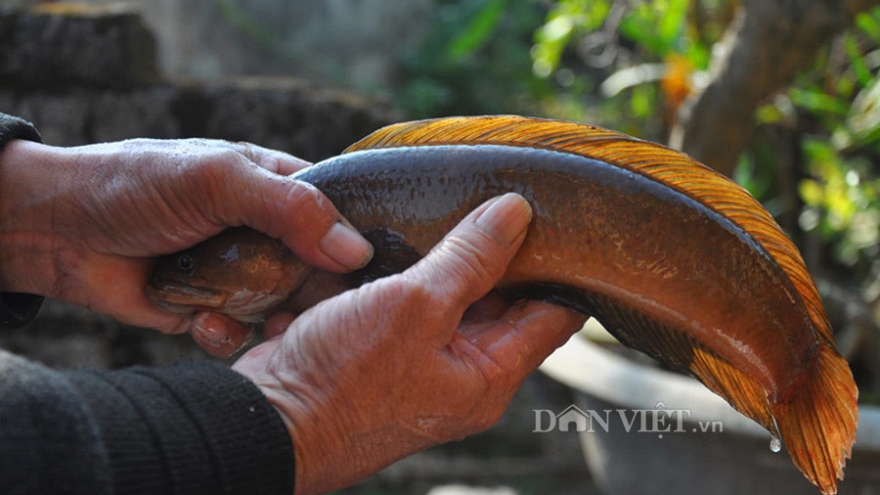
[51,0,880,302]
[2,0,880,494]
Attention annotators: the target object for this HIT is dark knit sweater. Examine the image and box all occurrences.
[0,114,296,495]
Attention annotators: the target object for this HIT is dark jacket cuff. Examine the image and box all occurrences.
[0,113,45,329]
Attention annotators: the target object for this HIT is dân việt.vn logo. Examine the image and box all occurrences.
[532,402,724,438]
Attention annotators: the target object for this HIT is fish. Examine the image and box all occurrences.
[147,115,858,494]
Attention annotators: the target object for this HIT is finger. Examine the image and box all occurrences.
[219,165,373,273]
[63,254,190,334]
[190,312,255,358]
[405,193,532,312]
[231,142,313,176]
[463,300,586,383]
[264,311,296,340]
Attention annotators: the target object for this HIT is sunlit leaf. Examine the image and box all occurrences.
[799,179,825,206]
[847,76,880,145]
[532,0,611,77]
[619,0,689,57]
[600,63,666,97]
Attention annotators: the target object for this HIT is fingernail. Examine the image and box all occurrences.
[474,193,533,247]
[193,312,227,347]
[319,222,374,270]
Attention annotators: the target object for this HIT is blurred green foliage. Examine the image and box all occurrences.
[525,0,727,135]
[394,0,880,292]
[396,0,722,131]
[759,7,880,275]
[393,0,554,118]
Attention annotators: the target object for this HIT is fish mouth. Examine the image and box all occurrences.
[145,283,228,315]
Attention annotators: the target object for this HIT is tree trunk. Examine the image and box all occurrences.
[669,0,879,176]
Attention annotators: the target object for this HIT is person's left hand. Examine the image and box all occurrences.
[233,194,587,494]
[0,138,373,356]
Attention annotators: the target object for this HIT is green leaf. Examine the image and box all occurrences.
[847,77,880,145]
[845,34,873,87]
[447,0,509,61]
[532,13,576,76]
[619,0,689,57]
[790,88,850,117]
[856,7,880,41]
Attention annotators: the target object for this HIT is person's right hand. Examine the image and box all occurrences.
[233,193,587,495]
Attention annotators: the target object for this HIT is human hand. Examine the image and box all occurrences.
[0,139,372,356]
[232,193,587,495]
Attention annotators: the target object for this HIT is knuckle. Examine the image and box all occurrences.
[234,141,259,161]
[272,180,337,241]
[283,179,325,214]
[157,316,191,335]
[180,149,244,187]
[442,235,497,283]
[382,276,434,309]
[188,163,235,208]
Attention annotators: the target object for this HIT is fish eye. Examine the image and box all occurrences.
[175,254,195,275]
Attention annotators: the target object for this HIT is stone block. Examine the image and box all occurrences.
[2,90,93,146]
[90,85,180,142]
[181,77,396,161]
[0,3,159,89]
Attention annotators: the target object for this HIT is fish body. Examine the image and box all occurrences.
[300,144,814,397]
[147,116,857,494]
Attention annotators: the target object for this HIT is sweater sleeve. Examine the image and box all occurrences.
[0,348,296,495]
[0,113,46,328]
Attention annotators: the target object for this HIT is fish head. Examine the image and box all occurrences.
[147,227,311,322]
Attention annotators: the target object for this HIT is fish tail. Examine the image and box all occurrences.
[772,342,858,494]
[584,293,857,493]
[690,338,856,494]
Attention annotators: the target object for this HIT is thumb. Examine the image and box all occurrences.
[405,193,533,311]
[216,164,373,273]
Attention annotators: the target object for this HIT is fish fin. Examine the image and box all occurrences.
[693,341,857,495]
[770,344,858,494]
[347,229,423,285]
[588,292,856,494]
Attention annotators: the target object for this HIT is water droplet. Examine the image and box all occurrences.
[768,413,783,453]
